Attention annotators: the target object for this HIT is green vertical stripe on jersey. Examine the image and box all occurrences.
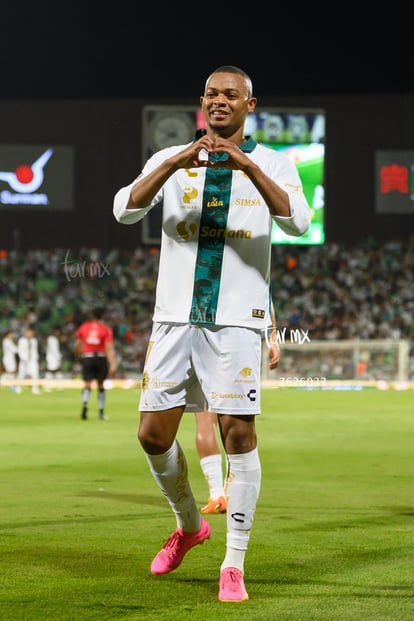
[189,138,257,324]
[190,160,232,324]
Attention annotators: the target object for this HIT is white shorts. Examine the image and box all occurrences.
[3,356,17,373]
[46,355,61,372]
[139,322,262,415]
[18,361,39,379]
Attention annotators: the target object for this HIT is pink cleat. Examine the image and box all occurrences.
[150,518,211,575]
[218,567,249,602]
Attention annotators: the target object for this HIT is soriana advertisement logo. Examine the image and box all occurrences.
[0,145,74,210]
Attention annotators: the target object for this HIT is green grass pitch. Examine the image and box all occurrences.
[1,387,413,620]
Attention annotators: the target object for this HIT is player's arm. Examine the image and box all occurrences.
[125,160,176,210]
[207,137,290,217]
[248,158,312,236]
[208,137,311,234]
[105,341,116,376]
[268,302,281,370]
[74,337,82,361]
[125,136,216,210]
[243,161,291,218]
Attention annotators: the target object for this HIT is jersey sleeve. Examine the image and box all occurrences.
[113,144,189,225]
[113,150,169,225]
[266,154,312,237]
[113,180,155,225]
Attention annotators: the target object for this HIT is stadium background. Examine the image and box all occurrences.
[1,9,413,618]
[0,93,413,249]
[0,4,412,384]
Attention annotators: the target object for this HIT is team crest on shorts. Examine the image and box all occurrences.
[239,367,252,378]
[141,371,149,391]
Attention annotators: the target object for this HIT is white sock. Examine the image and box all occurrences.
[31,372,39,392]
[45,372,52,391]
[221,447,261,574]
[82,388,90,404]
[145,440,201,532]
[200,454,225,499]
[98,389,106,411]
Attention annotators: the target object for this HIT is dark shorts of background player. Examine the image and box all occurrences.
[81,355,108,382]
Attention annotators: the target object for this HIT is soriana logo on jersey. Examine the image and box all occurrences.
[0,145,74,210]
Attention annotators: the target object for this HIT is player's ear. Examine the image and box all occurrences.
[247,97,257,113]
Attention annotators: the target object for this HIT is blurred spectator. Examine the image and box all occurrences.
[0,238,412,379]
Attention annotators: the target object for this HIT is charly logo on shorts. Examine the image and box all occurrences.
[247,389,257,402]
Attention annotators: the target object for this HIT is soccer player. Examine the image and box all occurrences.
[16,327,40,394]
[45,327,63,391]
[1,331,18,392]
[197,305,281,515]
[195,408,227,514]
[75,307,116,420]
[113,65,310,601]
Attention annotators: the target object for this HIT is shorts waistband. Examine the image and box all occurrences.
[81,353,106,358]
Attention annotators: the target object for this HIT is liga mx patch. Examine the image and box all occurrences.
[252,309,265,319]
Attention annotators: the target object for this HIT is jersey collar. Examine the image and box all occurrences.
[239,136,256,153]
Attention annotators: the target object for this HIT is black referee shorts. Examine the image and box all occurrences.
[81,355,109,382]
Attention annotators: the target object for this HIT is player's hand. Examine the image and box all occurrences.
[268,343,281,369]
[170,136,216,170]
[171,136,250,172]
[206,137,252,171]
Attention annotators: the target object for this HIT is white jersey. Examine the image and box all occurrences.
[46,335,61,370]
[2,337,18,372]
[18,337,39,363]
[114,138,311,330]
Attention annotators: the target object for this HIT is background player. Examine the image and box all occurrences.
[45,327,63,391]
[197,304,281,515]
[16,327,40,394]
[75,307,116,420]
[1,330,18,392]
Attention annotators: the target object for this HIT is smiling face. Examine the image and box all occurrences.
[200,71,257,142]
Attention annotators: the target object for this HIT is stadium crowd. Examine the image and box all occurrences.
[0,237,413,380]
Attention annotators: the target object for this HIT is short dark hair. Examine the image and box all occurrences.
[92,307,104,320]
[208,65,253,98]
